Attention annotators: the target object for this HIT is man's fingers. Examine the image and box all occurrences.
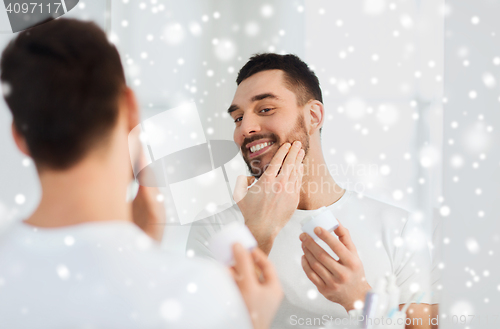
[313,227,353,265]
[263,143,291,178]
[333,223,357,253]
[301,255,325,288]
[233,175,250,203]
[295,148,305,167]
[295,163,304,192]
[278,141,302,178]
[303,245,335,284]
[301,233,345,274]
[251,247,279,284]
[247,176,256,186]
[232,243,256,285]
[288,166,297,185]
[228,267,237,280]
[289,149,305,183]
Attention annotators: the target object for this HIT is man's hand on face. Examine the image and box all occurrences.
[230,243,283,329]
[300,224,371,312]
[233,141,305,255]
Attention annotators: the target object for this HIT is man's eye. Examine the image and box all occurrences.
[260,108,272,113]
[234,117,242,123]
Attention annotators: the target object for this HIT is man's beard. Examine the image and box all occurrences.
[241,114,310,179]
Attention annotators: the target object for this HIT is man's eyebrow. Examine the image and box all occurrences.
[251,93,279,102]
[227,93,280,114]
[228,104,239,114]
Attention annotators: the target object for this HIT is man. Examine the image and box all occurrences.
[187,54,438,328]
[0,19,286,329]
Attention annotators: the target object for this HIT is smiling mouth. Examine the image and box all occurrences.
[248,141,275,158]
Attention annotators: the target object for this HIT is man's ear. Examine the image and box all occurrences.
[11,122,30,157]
[122,87,140,131]
[308,100,324,135]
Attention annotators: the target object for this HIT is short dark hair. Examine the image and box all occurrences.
[236,53,323,106]
[1,18,126,170]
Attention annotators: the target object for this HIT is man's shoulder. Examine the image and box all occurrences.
[346,191,408,214]
[160,252,231,281]
[188,203,245,237]
[111,238,229,280]
[339,190,410,225]
[0,232,248,328]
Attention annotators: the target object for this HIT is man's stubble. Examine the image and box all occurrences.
[243,113,310,179]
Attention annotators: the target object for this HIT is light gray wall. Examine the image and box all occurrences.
[440,0,500,325]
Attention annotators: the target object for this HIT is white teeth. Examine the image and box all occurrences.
[249,142,274,153]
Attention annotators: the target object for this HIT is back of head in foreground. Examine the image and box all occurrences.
[1,18,139,228]
[2,18,126,171]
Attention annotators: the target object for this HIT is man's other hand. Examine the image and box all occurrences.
[300,224,371,312]
[234,141,305,255]
[230,243,283,329]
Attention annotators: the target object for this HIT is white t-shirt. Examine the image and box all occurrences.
[187,190,435,328]
[0,220,252,329]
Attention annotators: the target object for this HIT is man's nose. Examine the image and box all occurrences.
[240,115,261,137]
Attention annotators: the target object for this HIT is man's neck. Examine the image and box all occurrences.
[24,154,131,228]
[297,149,345,211]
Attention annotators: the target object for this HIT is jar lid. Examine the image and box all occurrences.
[301,207,339,240]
